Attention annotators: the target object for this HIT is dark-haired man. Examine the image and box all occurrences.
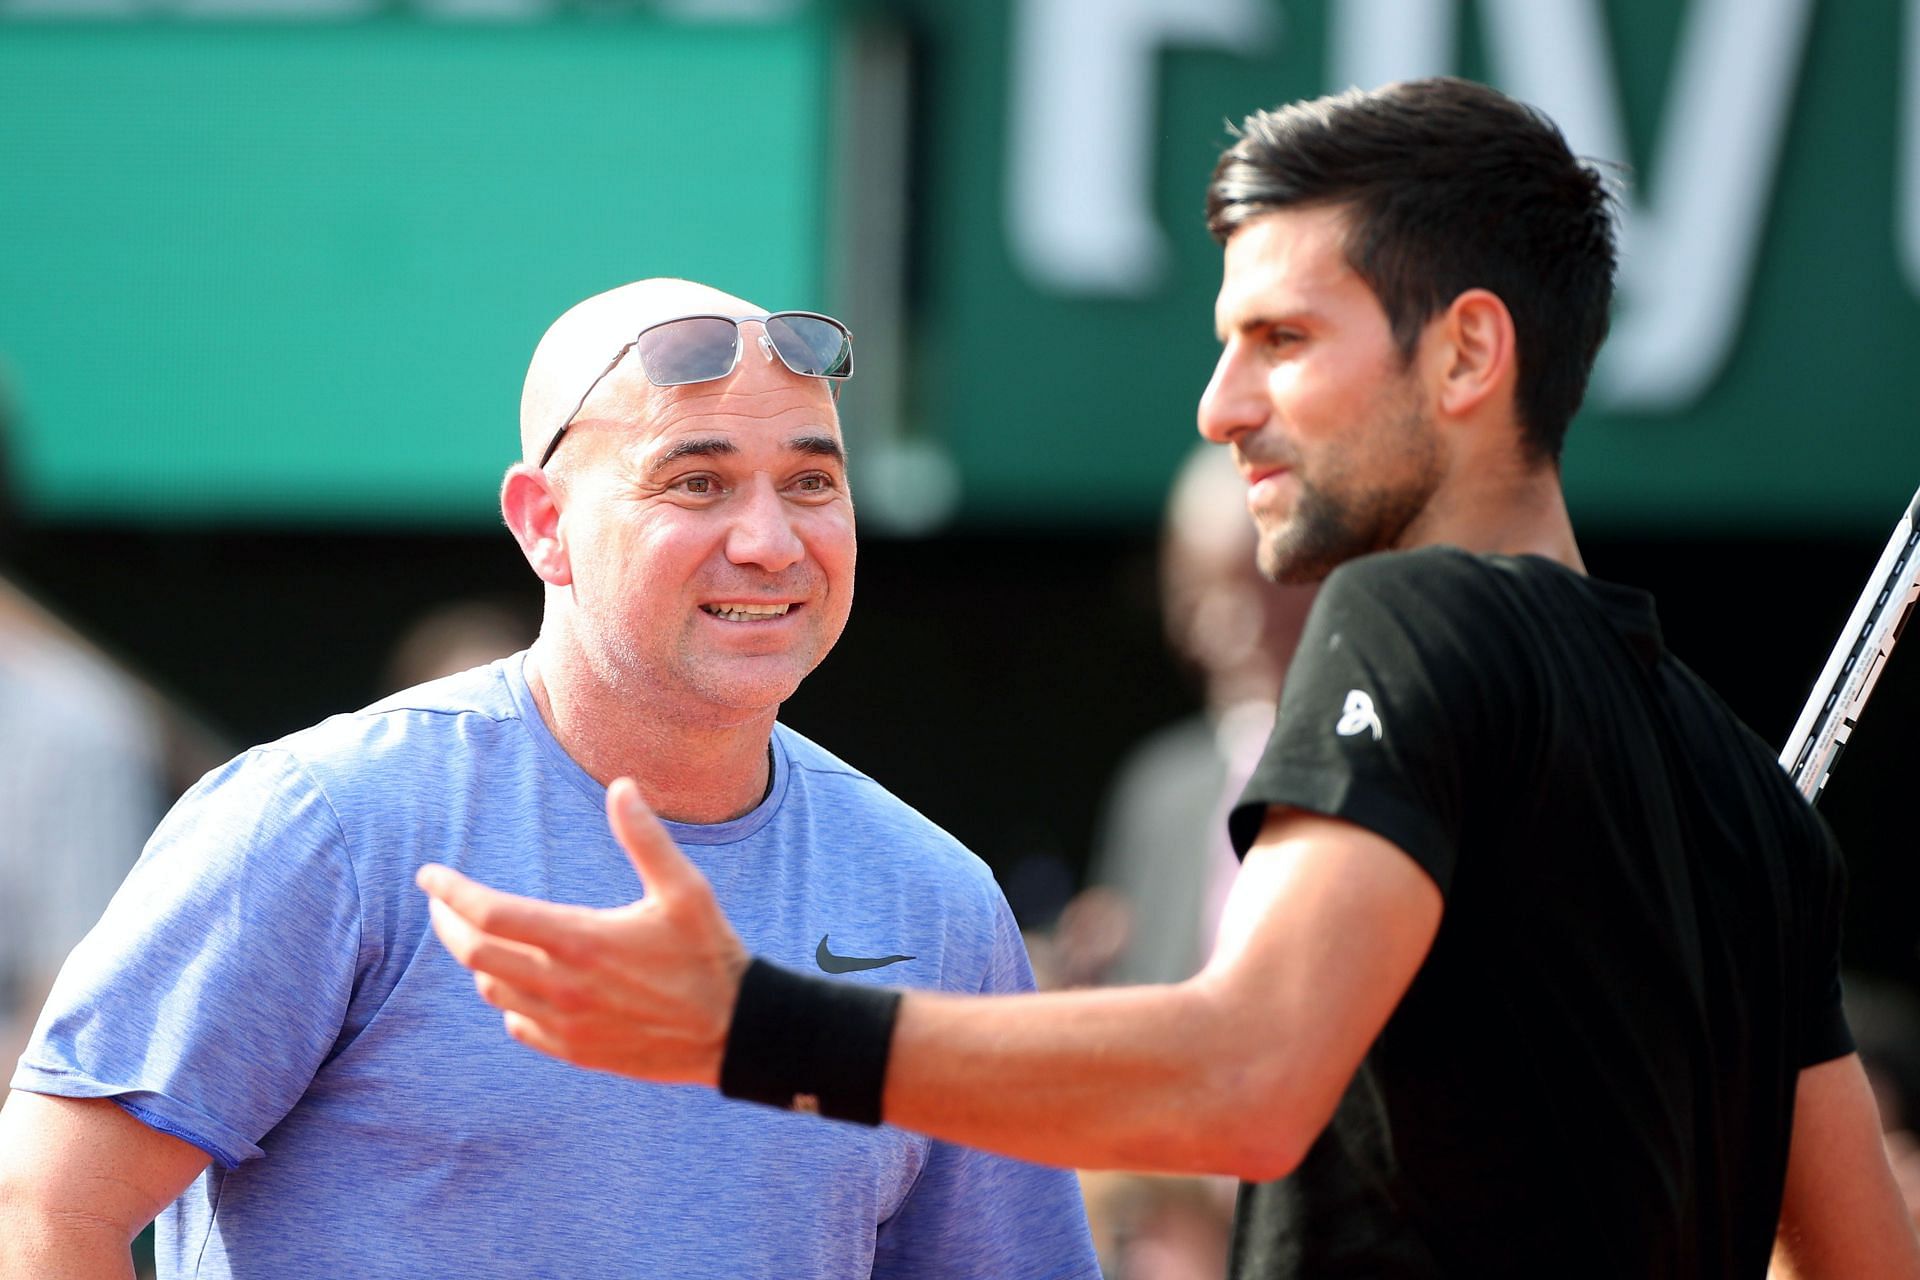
[0,278,1099,1279]
[419,81,1920,1276]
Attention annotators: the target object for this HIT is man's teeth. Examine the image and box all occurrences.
[702,603,793,622]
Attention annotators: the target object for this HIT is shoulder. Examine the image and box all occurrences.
[1296,547,1540,676]
[1308,547,1595,678]
[161,658,536,861]
[257,658,526,782]
[1315,546,1532,622]
[327,657,523,743]
[1662,654,1844,869]
[773,724,1001,897]
[1267,550,1552,786]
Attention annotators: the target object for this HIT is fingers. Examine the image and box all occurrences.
[414,788,740,1089]
[416,863,595,956]
[502,1010,571,1060]
[605,777,711,905]
[426,898,556,989]
[426,898,574,1029]
[499,1012,648,1078]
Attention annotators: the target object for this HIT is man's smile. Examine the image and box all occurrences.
[700,602,798,623]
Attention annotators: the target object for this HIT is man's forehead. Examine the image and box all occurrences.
[621,376,843,455]
[1215,206,1362,329]
[519,277,762,464]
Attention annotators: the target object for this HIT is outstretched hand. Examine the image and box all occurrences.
[416,777,749,1086]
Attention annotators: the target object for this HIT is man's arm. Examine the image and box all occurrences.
[882,805,1439,1176]
[1771,1054,1920,1279]
[419,781,1442,1179]
[0,1090,209,1279]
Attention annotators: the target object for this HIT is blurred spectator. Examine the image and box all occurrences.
[1079,1169,1233,1280]
[383,596,534,691]
[1024,883,1133,993]
[1047,445,1312,1279]
[1081,444,1315,987]
[0,369,224,1280]
[0,376,164,1071]
[0,593,163,1069]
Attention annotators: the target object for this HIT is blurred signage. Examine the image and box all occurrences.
[0,6,830,523]
[3,0,1916,532]
[0,0,802,18]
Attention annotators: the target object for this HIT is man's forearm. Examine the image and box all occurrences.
[420,800,1439,1180]
[881,976,1316,1181]
[872,817,1443,1180]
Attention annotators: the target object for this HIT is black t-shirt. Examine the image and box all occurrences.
[1225,548,1850,1279]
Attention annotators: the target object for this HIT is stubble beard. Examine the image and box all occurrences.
[1254,400,1440,586]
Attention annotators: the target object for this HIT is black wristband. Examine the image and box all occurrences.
[718,957,902,1126]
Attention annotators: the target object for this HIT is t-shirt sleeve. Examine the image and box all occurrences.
[1798,813,1854,1067]
[872,892,1101,1279]
[1227,554,1530,897]
[10,747,363,1167]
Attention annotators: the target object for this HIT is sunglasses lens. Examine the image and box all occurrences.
[765,314,853,379]
[635,316,742,386]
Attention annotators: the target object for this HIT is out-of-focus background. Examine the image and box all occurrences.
[3,0,1919,1274]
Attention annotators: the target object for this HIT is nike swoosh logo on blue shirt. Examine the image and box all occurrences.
[816,934,915,974]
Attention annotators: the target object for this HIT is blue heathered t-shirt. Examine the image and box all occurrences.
[15,654,1098,1279]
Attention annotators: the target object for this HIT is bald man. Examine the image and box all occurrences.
[0,280,1099,1280]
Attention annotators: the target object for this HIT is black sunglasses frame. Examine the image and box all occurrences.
[537,310,853,468]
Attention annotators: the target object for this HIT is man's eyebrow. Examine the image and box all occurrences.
[642,434,845,478]
[1215,309,1307,342]
[645,438,738,478]
[786,434,846,463]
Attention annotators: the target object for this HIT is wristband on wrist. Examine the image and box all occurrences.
[718,957,903,1126]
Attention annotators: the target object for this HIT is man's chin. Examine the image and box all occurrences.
[684,656,818,714]
[1257,535,1344,587]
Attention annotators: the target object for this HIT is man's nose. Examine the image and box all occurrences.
[1197,343,1267,444]
[725,474,806,572]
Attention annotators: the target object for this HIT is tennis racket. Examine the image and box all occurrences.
[1780,483,1920,804]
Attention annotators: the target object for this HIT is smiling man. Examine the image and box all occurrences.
[0,279,1098,1279]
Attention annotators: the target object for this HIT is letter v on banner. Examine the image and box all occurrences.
[1332,0,1817,415]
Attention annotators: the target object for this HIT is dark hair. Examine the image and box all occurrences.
[1206,77,1618,462]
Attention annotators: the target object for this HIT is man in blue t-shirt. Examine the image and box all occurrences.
[0,279,1099,1279]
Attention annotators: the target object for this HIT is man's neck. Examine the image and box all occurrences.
[1397,453,1586,573]
[523,642,777,825]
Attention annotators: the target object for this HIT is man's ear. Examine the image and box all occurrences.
[1429,288,1517,421]
[501,463,571,587]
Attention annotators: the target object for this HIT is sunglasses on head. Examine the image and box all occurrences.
[539,310,854,467]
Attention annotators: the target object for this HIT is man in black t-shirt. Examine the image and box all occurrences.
[1220,547,1854,1275]
[418,77,1920,1277]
